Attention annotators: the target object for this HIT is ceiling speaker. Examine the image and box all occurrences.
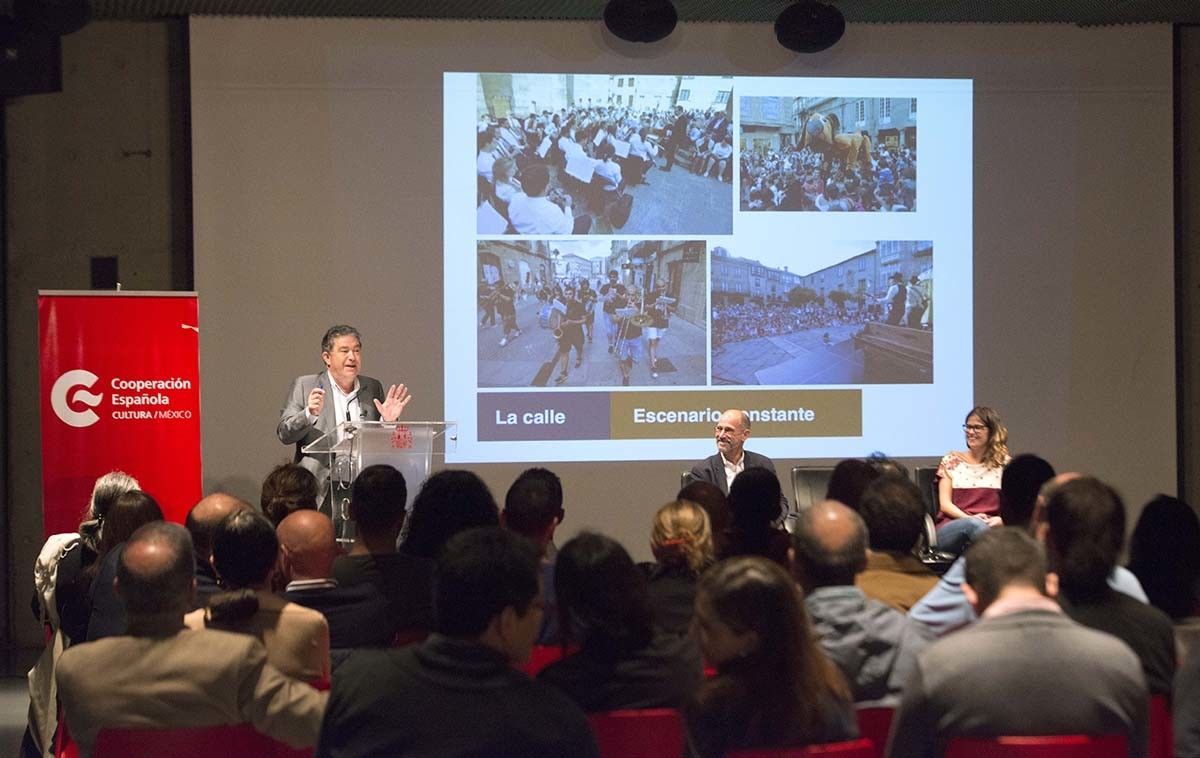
[603,0,678,43]
[775,0,846,54]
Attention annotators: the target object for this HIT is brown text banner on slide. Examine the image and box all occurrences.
[609,390,863,440]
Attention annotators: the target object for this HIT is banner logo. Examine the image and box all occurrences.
[51,370,104,428]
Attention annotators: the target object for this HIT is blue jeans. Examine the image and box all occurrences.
[936,517,989,556]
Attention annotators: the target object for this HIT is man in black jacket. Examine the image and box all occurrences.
[317,527,598,758]
[660,106,692,171]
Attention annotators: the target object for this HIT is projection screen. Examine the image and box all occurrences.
[191,18,1174,553]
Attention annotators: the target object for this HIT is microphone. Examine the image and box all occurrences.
[344,392,360,423]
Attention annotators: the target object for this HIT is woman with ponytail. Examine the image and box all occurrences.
[643,499,715,635]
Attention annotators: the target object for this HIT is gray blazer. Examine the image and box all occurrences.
[886,609,1149,758]
[276,373,385,489]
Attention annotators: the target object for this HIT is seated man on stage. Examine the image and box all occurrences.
[276,325,411,493]
[688,410,785,510]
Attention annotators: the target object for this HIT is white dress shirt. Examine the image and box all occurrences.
[508,193,573,235]
[723,452,746,488]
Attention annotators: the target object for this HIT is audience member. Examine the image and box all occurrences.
[402,469,500,560]
[278,509,393,664]
[538,532,702,711]
[43,470,141,646]
[502,467,565,644]
[1043,476,1176,694]
[1036,472,1149,602]
[722,466,790,567]
[791,500,932,706]
[909,453,1054,636]
[887,528,1148,758]
[25,472,144,757]
[1177,647,1200,758]
[507,163,591,235]
[686,557,856,758]
[56,522,326,757]
[261,462,319,526]
[642,499,715,635]
[825,458,882,512]
[677,479,731,556]
[185,510,331,683]
[334,464,434,637]
[1127,494,1200,621]
[712,298,871,349]
[856,475,938,611]
[740,142,916,213]
[316,527,598,757]
[184,492,251,608]
[83,490,164,641]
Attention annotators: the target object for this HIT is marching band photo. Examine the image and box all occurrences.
[477,240,709,388]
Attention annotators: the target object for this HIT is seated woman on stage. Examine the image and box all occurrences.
[935,405,1011,554]
[685,557,856,758]
[538,532,702,712]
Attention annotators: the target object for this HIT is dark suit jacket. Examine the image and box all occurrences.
[282,582,394,650]
[689,450,780,495]
[276,372,386,489]
[316,635,598,758]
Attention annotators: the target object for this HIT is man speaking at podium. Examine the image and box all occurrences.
[277,325,411,493]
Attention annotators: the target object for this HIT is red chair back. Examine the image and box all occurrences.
[391,628,429,647]
[519,644,573,676]
[587,708,683,758]
[855,707,894,758]
[944,734,1128,758]
[729,738,876,757]
[1149,694,1172,758]
[92,724,312,758]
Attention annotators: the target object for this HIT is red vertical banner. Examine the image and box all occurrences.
[38,292,203,537]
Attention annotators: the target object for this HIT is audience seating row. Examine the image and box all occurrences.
[58,701,1162,758]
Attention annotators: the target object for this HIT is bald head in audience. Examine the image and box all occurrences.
[116,522,196,622]
[277,510,338,582]
[790,499,869,592]
[185,492,251,562]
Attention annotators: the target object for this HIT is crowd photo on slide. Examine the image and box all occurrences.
[740,96,917,212]
[477,239,708,388]
[710,241,933,386]
[476,73,734,236]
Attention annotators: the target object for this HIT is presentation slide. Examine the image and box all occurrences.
[445,72,972,464]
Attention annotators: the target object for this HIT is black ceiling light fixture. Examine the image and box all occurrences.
[775,0,846,54]
[603,0,678,43]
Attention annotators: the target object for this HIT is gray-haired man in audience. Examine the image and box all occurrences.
[791,499,933,707]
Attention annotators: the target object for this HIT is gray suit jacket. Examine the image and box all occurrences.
[276,372,386,490]
[886,609,1149,758]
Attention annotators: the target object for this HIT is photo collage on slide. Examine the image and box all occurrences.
[475,73,730,391]
[723,93,930,386]
[475,75,931,396]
